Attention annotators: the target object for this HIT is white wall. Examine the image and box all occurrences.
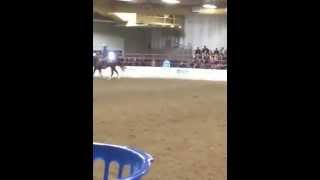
[122,28,151,53]
[93,22,184,53]
[93,22,151,53]
[150,28,181,50]
[183,14,227,50]
[93,22,125,51]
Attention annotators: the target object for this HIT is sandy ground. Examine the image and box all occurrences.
[93,78,226,180]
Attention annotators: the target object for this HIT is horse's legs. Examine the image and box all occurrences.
[113,67,119,79]
[110,67,114,79]
[109,66,119,79]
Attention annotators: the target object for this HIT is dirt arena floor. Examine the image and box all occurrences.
[93,78,226,180]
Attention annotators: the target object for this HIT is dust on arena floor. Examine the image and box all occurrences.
[93,78,226,180]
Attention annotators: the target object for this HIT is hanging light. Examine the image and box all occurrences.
[162,0,180,4]
[203,4,217,9]
[202,0,217,9]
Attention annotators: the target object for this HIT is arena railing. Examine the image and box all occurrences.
[119,53,227,69]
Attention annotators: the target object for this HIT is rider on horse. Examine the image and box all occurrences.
[93,45,126,79]
[102,45,108,60]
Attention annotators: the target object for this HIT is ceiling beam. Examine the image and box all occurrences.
[94,1,226,16]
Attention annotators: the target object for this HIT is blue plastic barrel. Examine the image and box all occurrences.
[93,142,153,180]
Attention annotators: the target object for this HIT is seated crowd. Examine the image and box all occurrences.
[190,46,227,69]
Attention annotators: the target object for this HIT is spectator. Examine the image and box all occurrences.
[209,50,213,56]
[219,47,225,60]
[195,47,201,56]
[213,48,219,56]
[209,53,214,63]
[202,46,210,56]
[220,47,225,55]
[213,54,219,61]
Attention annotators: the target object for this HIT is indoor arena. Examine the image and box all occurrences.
[93,0,227,180]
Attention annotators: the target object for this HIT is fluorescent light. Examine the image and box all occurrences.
[152,22,173,26]
[162,0,180,4]
[198,8,225,14]
[118,0,134,2]
[202,4,217,9]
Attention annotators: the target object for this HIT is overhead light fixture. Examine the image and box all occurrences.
[113,12,137,26]
[152,22,176,27]
[152,22,171,26]
[194,8,225,14]
[162,0,180,4]
[118,0,134,2]
[203,4,217,9]
[202,0,217,9]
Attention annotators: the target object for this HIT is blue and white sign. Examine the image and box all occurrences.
[162,59,171,67]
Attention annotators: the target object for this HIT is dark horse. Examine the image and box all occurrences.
[93,56,126,79]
